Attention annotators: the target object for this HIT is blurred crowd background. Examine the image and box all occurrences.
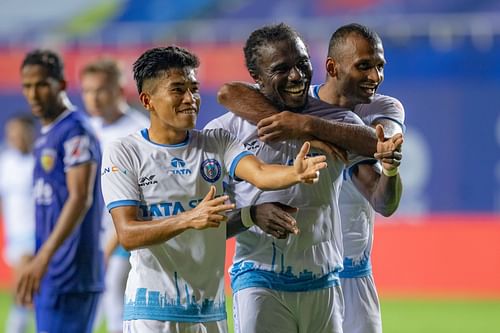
[0,0,499,298]
[1,0,499,214]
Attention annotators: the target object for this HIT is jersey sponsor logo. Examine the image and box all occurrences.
[139,201,186,217]
[40,148,57,172]
[244,140,260,151]
[171,157,186,168]
[101,165,128,176]
[139,175,158,187]
[139,195,224,217]
[169,157,192,175]
[200,159,221,183]
[33,178,53,205]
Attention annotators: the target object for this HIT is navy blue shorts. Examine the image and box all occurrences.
[35,291,101,333]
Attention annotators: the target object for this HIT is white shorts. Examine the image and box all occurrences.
[233,286,344,333]
[123,319,227,333]
[341,274,382,333]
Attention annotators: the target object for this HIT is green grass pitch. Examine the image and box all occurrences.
[1,291,499,333]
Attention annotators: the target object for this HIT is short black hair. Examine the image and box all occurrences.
[244,23,304,76]
[328,23,381,58]
[21,49,65,81]
[132,46,200,93]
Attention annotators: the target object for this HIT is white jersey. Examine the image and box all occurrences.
[90,107,149,148]
[205,96,369,293]
[90,107,149,250]
[100,128,252,323]
[0,148,35,265]
[342,93,405,277]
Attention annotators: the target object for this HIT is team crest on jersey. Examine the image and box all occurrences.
[200,159,221,183]
[40,148,57,172]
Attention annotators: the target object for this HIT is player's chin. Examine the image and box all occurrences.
[282,94,307,110]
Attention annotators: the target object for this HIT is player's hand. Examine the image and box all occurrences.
[309,139,348,164]
[374,124,404,172]
[15,254,49,307]
[257,111,312,142]
[253,202,299,239]
[187,186,235,230]
[293,142,327,184]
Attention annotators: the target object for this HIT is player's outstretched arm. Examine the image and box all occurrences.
[16,162,97,306]
[218,82,279,124]
[352,123,403,216]
[111,186,235,250]
[234,141,327,191]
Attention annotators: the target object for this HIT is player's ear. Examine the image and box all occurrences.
[139,92,153,111]
[58,79,67,91]
[325,57,338,78]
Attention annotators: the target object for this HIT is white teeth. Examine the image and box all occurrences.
[284,85,305,94]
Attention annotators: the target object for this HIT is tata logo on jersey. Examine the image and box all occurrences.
[139,195,223,217]
[139,200,196,217]
[169,158,192,175]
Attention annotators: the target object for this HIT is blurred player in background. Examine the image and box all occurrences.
[219,23,405,333]
[80,57,148,333]
[16,49,104,333]
[101,45,326,333]
[0,115,36,333]
[212,23,402,333]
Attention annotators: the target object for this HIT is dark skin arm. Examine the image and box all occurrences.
[352,122,404,217]
[16,162,97,306]
[226,203,299,239]
[218,81,377,156]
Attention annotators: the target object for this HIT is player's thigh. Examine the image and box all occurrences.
[124,319,227,333]
[35,292,100,333]
[341,275,381,333]
[294,286,344,333]
[233,287,297,333]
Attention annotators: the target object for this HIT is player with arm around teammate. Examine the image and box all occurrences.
[207,23,401,333]
[101,46,326,333]
[218,23,404,333]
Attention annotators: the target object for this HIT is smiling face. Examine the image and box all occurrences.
[253,37,312,111]
[21,64,66,123]
[140,67,200,136]
[329,33,385,107]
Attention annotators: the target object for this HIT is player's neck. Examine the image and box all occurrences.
[40,105,68,126]
[148,126,188,145]
[318,82,354,109]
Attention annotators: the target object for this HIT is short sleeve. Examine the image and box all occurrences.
[357,95,406,132]
[100,140,141,211]
[209,128,253,179]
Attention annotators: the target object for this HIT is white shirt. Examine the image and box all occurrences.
[0,148,35,265]
[340,93,405,277]
[90,107,149,246]
[101,128,251,322]
[205,96,369,292]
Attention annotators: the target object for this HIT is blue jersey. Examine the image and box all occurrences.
[33,110,104,296]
